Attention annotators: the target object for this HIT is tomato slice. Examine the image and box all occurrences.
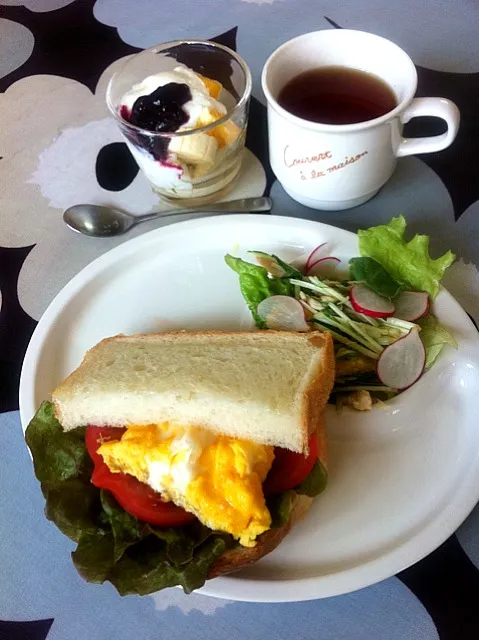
[263,432,318,496]
[85,426,124,467]
[85,425,196,526]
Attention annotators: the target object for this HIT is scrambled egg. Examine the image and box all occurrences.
[97,423,274,547]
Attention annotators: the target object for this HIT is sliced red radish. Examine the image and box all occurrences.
[350,284,396,318]
[249,252,287,277]
[307,256,341,278]
[376,328,426,390]
[257,295,310,332]
[305,243,328,271]
[393,291,430,322]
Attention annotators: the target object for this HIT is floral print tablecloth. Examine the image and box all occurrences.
[1,2,479,639]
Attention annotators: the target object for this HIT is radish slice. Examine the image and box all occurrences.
[377,328,426,390]
[350,284,396,318]
[305,243,328,271]
[257,295,310,332]
[393,291,430,321]
[307,256,341,278]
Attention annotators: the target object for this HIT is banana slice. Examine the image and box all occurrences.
[169,132,218,179]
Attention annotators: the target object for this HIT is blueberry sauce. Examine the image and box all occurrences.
[130,83,191,132]
[120,82,192,162]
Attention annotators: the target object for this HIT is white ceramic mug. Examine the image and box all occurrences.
[261,29,460,211]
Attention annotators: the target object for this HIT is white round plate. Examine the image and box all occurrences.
[20,214,479,603]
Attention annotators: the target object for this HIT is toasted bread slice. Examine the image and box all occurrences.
[52,331,334,453]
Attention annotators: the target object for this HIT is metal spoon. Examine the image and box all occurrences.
[63,197,272,238]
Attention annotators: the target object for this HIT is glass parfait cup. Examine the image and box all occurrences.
[106,40,252,205]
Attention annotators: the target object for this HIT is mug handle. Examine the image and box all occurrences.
[396,97,460,157]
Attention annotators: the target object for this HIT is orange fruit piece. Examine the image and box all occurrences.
[208,120,241,148]
[198,74,223,100]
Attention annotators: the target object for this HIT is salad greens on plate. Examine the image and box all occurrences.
[226,216,457,409]
[358,215,455,298]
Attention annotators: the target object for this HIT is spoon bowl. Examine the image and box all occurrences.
[64,205,136,237]
[63,197,272,238]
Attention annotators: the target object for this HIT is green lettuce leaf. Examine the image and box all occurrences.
[265,460,328,527]
[295,461,328,497]
[26,402,100,541]
[25,401,93,485]
[418,314,458,368]
[358,216,455,298]
[43,480,102,542]
[147,522,216,565]
[225,254,294,327]
[267,491,297,528]
[109,536,229,596]
[100,490,147,562]
[349,257,400,299]
[72,532,116,583]
[72,522,232,595]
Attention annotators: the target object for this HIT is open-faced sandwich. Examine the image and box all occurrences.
[25,330,334,595]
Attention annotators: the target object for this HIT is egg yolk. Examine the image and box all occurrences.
[97,423,274,547]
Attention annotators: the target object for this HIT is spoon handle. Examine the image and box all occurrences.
[136,197,272,223]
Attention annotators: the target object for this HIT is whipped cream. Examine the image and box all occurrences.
[125,141,189,191]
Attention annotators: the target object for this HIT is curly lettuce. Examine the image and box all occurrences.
[358,216,455,298]
[417,314,458,368]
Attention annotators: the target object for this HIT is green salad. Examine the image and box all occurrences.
[226,216,457,409]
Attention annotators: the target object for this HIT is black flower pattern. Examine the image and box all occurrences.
[0,2,479,639]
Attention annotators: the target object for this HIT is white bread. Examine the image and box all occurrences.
[52,331,334,453]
